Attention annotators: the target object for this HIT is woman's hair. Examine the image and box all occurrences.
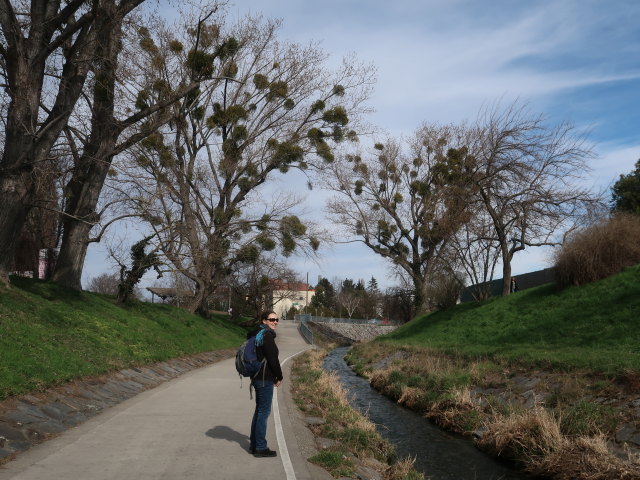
[260,310,276,322]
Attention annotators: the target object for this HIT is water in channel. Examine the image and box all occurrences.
[323,347,540,480]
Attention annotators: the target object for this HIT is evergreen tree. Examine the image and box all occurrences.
[341,278,356,292]
[612,159,640,215]
[367,276,379,293]
[310,277,335,313]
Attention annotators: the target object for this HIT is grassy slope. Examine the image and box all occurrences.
[0,277,246,400]
[380,264,640,373]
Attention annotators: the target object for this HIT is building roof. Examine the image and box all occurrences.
[269,279,314,291]
[146,287,194,299]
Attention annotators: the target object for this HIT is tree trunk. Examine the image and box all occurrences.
[52,145,117,289]
[0,57,45,284]
[52,220,93,290]
[52,3,124,290]
[414,276,429,316]
[0,176,32,284]
[501,247,512,296]
[187,269,223,317]
[188,285,211,317]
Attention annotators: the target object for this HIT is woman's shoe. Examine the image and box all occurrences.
[253,448,277,457]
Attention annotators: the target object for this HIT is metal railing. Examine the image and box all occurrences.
[298,320,313,344]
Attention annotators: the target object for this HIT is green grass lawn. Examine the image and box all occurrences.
[0,277,246,400]
[379,264,640,373]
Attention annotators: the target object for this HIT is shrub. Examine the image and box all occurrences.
[554,214,640,288]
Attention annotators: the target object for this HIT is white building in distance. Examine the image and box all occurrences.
[270,279,315,320]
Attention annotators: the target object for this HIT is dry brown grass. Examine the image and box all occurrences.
[317,370,348,403]
[384,456,425,480]
[451,386,474,405]
[402,349,451,373]
[477,407,640,479]
[319,370,380,435]
[305,347,328,365]
[349,342,396,368]
[428,387,483,433]
[534,435,640,480]
[397,386,423,409]
[554,214,640,288]
[478,406,565,460]
[369,368,393,392]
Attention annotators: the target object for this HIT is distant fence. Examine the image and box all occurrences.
[460,267,556,302]
[298,320,314,344]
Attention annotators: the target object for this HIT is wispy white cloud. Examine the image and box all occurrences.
[592,144,640,188]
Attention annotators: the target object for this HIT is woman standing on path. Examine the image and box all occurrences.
[249,311,283,457]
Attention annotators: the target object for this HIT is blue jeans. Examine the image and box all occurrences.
[250,379,274,451]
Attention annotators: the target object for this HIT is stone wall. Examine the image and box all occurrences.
[316,323,398,343]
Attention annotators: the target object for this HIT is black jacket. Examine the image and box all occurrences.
[247,327,283,383]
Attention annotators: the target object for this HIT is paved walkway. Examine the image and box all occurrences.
[0,321,330,480]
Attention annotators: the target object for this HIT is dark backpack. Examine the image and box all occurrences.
[235,336,265,378]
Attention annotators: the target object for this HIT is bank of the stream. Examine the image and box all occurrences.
[291,349,425,480]
[347,343,640,479]
[341,265,640,480]
[325,346,538,480]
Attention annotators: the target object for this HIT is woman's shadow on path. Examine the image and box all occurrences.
[206,425,250,451]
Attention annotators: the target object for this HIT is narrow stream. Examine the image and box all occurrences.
[323,347,540,480]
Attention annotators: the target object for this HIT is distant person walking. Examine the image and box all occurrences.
[248,311,283,457]
[510,277,519,293]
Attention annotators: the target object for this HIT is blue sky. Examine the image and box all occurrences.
[84,0,640,290]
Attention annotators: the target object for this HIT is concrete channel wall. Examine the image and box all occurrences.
[320,323,398,342]
[298,317,398,345]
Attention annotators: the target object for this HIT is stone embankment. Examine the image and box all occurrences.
[310,322,397,344]
[0,349,234,463]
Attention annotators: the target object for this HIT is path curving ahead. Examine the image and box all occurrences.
[0,321,331,480]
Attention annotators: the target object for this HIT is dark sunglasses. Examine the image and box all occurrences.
[267,317,279,322]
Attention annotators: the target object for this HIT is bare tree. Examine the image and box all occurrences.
[380,285,414,324]
[227,254,301,318]
[446,214,501,301]
[0,0,148,285]
[470,102,601,296]
[52,4,213,290]
[326,125,476,313]
[124,15,374,314]
[336,290,361,319]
